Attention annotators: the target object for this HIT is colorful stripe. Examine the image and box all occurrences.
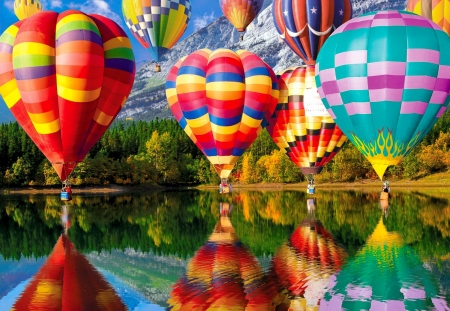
[168,215,279,310]
[219,0,264,32]
[0,10,135,181]
[316,10,450,179]
[122,0,191,62]
[166,48,278,179]
[267,66,347,175]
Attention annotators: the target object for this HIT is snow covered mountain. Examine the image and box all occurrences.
[118,0,408,121]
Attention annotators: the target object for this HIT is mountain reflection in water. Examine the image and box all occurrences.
[0,189,449,310]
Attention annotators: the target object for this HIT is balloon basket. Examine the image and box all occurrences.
[307,187,315,194]
[61,191,72,201]
[220,186,230,194]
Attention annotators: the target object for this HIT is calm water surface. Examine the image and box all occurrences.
[0,189,449,310]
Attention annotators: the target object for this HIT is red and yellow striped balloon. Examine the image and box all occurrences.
[407,0,450,34]
[266,66,347,175]
[166,48,279,179]
[0,10,135,181]
[12,235,127,310]
[168,213,281,310]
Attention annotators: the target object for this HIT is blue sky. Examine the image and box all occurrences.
[1,0,223,63]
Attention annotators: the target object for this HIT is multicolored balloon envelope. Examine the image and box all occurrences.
[270,214,347,310]
[220,0,264,33]
[14,0,43,20]
[166,49,279,179]
[272,0,352,66]
[11,234,127,310]
[407,0,450,35]
[0,10,136,181]
[167,208,281,310]
[267,66,347,175]
[122,0,191,62]
[315,10,450,179]
[320,217,450,310]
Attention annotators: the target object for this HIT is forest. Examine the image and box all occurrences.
[0,110,449,187]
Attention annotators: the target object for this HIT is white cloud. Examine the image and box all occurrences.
[4,0,14,11]
[51,0,63,8]
[193,11,216,31]
[66,0,122,26]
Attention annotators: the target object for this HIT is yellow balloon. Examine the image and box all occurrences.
[14,0,43,20]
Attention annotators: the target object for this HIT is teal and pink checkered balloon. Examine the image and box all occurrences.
[315,10,450,179]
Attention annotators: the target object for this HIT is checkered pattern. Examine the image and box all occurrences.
[320,218,449,310]
[122,0,191,61]
[316,10,450,178]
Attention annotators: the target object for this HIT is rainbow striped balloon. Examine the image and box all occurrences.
[0,10,136,181]
[166,49,279,179]
[267,66,347,175]
[220,0,264,33]
[122,0,191,62]
[14,0,43,21]
[407,0,450,35]
[168,213,280,310]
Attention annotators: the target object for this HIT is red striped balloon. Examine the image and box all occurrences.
[266,66,347,175]
[0,10,135,181]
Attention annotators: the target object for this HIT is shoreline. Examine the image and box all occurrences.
[1,172,450,195]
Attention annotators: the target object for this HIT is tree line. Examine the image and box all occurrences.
[1,190,449,262]
[0,111,449,187]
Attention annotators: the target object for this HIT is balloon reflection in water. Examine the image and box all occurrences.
[167,202,281,311]
[320,217,450,310]
[270,198,347,310]
[11,206,127,311]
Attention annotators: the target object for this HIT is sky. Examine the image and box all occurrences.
[0,0,223,63]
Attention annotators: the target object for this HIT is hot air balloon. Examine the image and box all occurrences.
[320,217,450,310]
[271,0,351,191]
[11,234,127,310]
[407,0,450,35]
[122,0,191,71]
[167,202,281,310]
[14,0,43,20]
[0,11,136,196]
[266,66,347,190]
[220,0,264,41]
[270,200,347,311]
[272,0,352,66]
[315,10,450,180]
[166,48,279,191]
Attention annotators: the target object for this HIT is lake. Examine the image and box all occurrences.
[0,188,449,310]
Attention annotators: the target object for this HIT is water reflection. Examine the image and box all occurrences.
[320,217,450,310]
[11,206,127,311]
[167,202,281,310]
[0,189,449,310]
[270,198,347,311]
